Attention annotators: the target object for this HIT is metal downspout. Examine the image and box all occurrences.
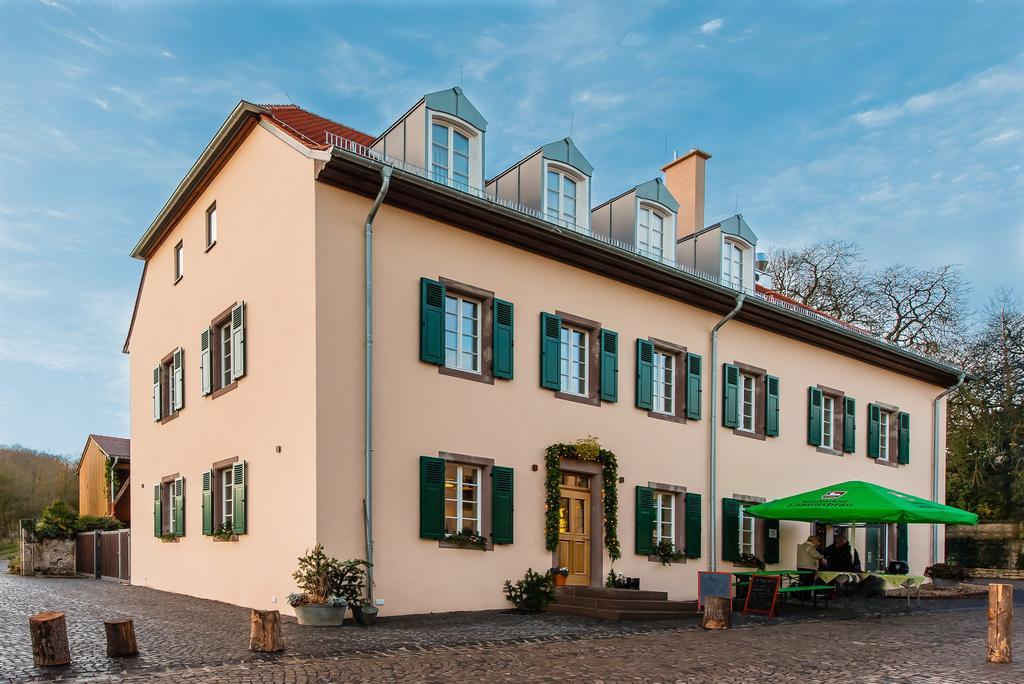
[709,293,745,571]
[363,165,393,603]
[932,372,965,564]
[109,456,120,511]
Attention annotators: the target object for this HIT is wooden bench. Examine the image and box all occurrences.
[778,584,833,607]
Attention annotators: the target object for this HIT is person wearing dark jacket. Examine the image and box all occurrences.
[823,534,855,571]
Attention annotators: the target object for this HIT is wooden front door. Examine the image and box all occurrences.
[558,473,592,586]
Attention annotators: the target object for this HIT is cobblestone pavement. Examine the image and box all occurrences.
[2,564,1021,683]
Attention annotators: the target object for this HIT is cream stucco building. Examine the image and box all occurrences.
[125,88,964,617]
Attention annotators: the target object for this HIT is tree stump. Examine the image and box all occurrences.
[701,595,732,630]
[248,609,284,653]
[104,618,138,657]
[28,611,71,666]
[987,583,1013,663]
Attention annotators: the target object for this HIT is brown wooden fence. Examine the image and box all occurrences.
[75,530,130,581]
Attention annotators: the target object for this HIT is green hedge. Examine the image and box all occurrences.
[946,537,1010,568]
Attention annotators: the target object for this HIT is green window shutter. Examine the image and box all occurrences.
[231,461,247,534]
[764,519,780,564]
[685,353,702,420]
[897,522,909,563]
[600,329,619,402]
[152,365,162,422]
[419,456,445,540]
[898,412,911,464]
[722,364,739,428]
[419,278,446,365]
[867,403,881,458]
[202,470,213,535]
[153,483,162,537]
[843,397,857,453]
[807,386,823,446]
[493,299,514,380]
[200,328,212,396]
[230,301,246,380]
[491,466,514,544]
[173,476,185,537]
[635,338,654,410]
[539,312,561,390]
[765,375,780,437]
[721,498,741,562]
[684,492,702,558]
[635,486,655,555]
[172,347,184,411]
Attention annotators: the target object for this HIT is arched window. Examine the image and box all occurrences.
[431,122,471,189]
[637,205,667,261]
[723,239,745,289]
[545,168,579,226]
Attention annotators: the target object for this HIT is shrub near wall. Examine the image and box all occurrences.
[946,537,1011,569]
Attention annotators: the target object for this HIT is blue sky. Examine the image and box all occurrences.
[1,0,1021,456]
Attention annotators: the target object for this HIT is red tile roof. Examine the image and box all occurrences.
[89,434,130,460]
[260,104,376,149]
[755,284,873,336]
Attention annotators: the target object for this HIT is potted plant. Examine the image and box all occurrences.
[289,544,368,626]
[445,528,487,550]
[652,540,685,566]
[211,522,237,542]
[352,600,379,626]
[503,568,555,613]
[549,567,569,587]
[925,562,968,589]
[737,552,766,570]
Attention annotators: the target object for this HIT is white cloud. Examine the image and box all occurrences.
[571,90,627,109]
[91,96,109,111]
[701,18,723,35]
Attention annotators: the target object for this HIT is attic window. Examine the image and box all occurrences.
[637,206,666,261]
[545,168,579,226]
[431,122,470,190]
[723,239,745,289]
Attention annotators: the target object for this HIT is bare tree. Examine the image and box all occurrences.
[763,241,874,327]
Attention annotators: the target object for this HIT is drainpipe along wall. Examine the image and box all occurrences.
[363,165,393,603]
[932,372,964,565]
[708,293,745,571]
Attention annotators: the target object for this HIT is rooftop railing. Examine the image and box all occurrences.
[325,132,952,369]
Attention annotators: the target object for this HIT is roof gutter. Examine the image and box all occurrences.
[363,163,393,605]
[709,293,745,571]
[932,372,966,564]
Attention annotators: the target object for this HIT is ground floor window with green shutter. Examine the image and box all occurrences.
[721,496,779,566]
[154,475,185,539]
[635,483,702,562]
[420,452,514,550]
[202,459,247,537]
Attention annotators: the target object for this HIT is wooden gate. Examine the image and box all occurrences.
[75,530,130,581]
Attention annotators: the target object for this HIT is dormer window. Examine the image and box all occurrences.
[431,122,471,190]
[545,168,579,226]
[638,206,667,261]
[723,239,745,289]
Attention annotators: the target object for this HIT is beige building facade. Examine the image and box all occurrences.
[126,91,963,616]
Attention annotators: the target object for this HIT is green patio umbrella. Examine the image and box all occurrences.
[744,480,978,525]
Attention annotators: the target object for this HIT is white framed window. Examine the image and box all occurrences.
[220,466,233,527]
[444,463,479,535]
[879,411,890,461]
[739,504,757,556]
[206,203,217,249]
[739,373,756,432]
[162,360,175,416]
[822,395,835,449]
[431,122,471,189]
[443,294,480,373]
[637,206,665,261]
[654,491,675,547]
[652,349,675,415]
[723,240,744,289]
[545,168,579,226]
[174,241,184,281]
[219,322,233,388]
[559,325,588,396]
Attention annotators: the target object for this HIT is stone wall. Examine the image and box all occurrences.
[19,528,76,576]
[966,567,1024,580]
[946,522,1023,569]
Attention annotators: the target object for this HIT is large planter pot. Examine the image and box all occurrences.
[553,574,567,587]
[293,603,347,627]
[353,604,378,626]
[931,577,961,589]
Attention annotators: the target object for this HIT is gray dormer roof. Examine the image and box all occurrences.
[634,178,679,213]
[539,137,593,177]
[714,214,757,246]
[424,86,487,131]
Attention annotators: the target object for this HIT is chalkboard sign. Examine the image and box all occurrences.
[697,571,733,610]
[742,574,780,617]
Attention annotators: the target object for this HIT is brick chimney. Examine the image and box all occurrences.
[661,148,711,238]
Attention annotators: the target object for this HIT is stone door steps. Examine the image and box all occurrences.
[549,586,700,621]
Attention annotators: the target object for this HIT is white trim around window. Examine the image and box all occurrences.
[444,462,480,536]
[559,324,589,396]
[653,490,675,547]
[723,238,744,289]
[443,293,481,373]
[543,161,586,229]
[637,204,667,261]
[879,410,891,461]
[822,394,835,450]
[739,372,756,432]
[205,203,217,250]
[428,113,482,190]
[652,348,675,415]
[738,504,757,556]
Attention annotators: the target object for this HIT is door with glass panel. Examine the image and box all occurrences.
[558,473,591,586]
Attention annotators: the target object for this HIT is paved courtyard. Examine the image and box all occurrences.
[1,564,1021,683]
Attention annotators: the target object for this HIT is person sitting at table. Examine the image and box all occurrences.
[823,534,855,572]
[796,535,826,590]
